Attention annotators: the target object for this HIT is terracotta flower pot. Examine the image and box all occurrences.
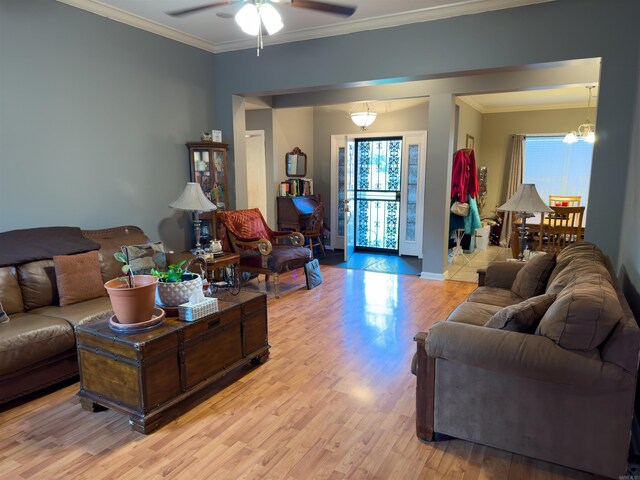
[104,275,158,324]
[156,273,202,307]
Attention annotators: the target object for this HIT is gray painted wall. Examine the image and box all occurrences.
[0,0,214,252]
[212,0,640,275]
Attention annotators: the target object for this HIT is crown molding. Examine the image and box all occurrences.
[457,96,486,113]
[213,0,554,52]
[58,0,553,54]
[57,0,216,52]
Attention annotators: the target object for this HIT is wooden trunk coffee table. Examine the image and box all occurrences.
[75,291,269,434]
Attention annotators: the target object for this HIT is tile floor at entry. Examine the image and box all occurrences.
[447,245,512,282]
[317,245,512,283]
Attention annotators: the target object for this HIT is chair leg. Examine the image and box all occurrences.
[273,273,280,298]
[308,240,315,259]
[318,238,325,255]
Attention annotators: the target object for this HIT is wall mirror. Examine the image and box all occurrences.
[286,147,307,177]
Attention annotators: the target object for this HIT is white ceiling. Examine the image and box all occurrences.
[59,0,553,53]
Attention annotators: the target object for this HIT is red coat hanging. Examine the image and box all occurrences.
[451,149,479,202]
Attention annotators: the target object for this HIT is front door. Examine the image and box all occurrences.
[354,137,403,253]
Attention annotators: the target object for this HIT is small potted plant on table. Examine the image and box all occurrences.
[104,251,158,324]
[152,260,203,307]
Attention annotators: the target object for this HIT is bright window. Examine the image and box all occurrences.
[523,136,593,208]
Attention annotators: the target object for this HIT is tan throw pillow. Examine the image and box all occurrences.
[485,294,556,333]
[124,242,166,275]
[536,273,623,350]
[54,250,105,306]
[511,252,556,299]
[0,301,9,323]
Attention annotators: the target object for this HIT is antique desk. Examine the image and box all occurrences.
[75,291,268,433]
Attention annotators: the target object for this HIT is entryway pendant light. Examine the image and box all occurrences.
[350,102,377,130]
[563,86,597,144]
[235,1,284,56]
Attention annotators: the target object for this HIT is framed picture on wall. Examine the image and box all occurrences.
[466,134,475,149]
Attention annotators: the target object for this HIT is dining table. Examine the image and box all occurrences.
[510,212,585,258]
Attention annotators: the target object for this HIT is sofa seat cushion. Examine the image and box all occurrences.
[240,245,312,273]
[546,257,613,296]
[511,252,556,299]
[0,313,76,376]
[467,286,524,308]
[485,293,556,333]
[31,296,113,327]
[0,266,24,314]
[446,302,503,327]
[537,273,623,351]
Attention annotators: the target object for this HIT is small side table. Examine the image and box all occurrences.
[205,252,240,295]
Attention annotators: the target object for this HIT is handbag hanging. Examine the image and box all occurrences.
[451,201,470,217]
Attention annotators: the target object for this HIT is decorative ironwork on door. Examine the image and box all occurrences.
[354,138,402,251]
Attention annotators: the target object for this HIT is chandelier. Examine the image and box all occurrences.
[563,86,597,144]
[235,1,283,56]
[349,102,377,130]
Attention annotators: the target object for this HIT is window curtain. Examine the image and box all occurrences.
[499,135,525,247]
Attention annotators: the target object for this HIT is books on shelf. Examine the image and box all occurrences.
[279,178,313,197]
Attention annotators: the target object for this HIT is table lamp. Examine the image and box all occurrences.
[170,182,217,254]
[497,184,553,260]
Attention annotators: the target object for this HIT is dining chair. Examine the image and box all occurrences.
[303,204,325,258]
[549,195,581,207]
[538,205,585,253]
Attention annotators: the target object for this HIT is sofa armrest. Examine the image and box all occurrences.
[425,321,632,389]
[483,261,526,289]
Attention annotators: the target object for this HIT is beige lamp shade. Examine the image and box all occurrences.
[497,184,553,213]
[170,182,217,212]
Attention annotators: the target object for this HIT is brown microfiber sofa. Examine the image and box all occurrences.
[0,225,188,405]
[413,242,640,478]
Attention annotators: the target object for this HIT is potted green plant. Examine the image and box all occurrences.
[104,250,158,324]
[152,260,203,307]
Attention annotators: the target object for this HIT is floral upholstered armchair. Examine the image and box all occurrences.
[216,209,312,298]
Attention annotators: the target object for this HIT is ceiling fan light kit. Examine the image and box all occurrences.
[167,0,356,56]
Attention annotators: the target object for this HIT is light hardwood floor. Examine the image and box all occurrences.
[0,267,590,479]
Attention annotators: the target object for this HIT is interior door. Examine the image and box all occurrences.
[344,137,355,261]
[245,130,267,217]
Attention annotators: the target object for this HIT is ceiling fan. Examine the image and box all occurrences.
[167,1,357,54]
[167,1,357,19]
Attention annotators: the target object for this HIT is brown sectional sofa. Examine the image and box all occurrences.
[0,225,187,405]
[414,242,640,478]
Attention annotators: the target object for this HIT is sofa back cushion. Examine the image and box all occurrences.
[0,266,24,314]
[54,251,106,306]
[82,226,150,283]
[546,257,612,295]
[17,260,59,310]
[537,273,623,350]
[124,242,167,275]
[485,293,556,333]
[547,242,606,286]
[510,253,556,299]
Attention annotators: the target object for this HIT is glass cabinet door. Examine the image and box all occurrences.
[187,142,228,210]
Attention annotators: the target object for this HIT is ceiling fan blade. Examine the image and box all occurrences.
[167,1,243,17]
[288,0,356,17]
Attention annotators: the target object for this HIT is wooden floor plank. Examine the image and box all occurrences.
[0,267,591,479]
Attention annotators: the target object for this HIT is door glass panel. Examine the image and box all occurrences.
[405,144,419,242]
[338,146,345,237]
[355,138,402,252]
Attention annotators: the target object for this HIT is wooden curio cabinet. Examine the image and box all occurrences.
[186,142,229,210]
